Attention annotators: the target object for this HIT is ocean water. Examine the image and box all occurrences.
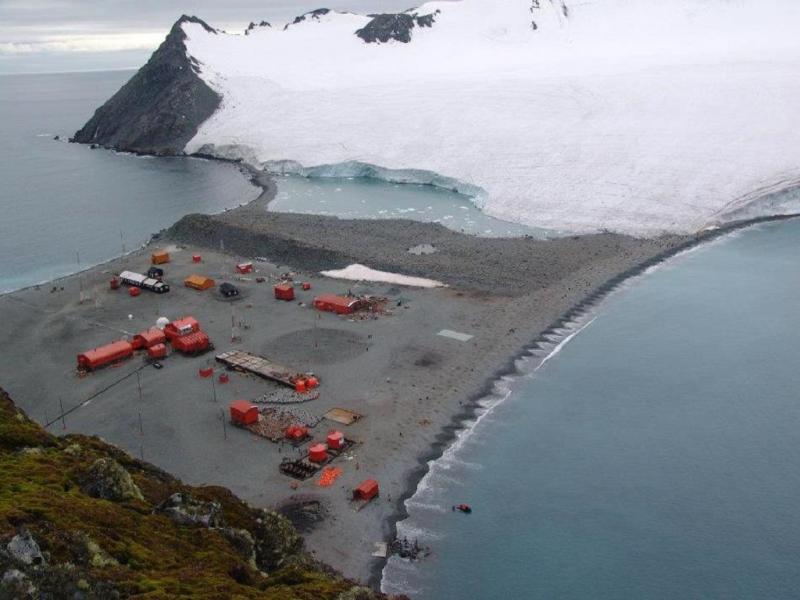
[0,70,260,293]
[383,218,800,599]
[270,175,549,238]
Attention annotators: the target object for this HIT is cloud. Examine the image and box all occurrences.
[0,31,164,54]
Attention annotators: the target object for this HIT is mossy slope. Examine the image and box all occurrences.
[0,389,401,599]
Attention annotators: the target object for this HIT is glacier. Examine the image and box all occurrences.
[182,0,800,236]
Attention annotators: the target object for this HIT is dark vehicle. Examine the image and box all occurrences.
[220,282,240,298]
[147,266,164,280]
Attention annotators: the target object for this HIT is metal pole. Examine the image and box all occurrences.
[221,408,227,440]
[139,444,144,461]
[211,376,217,403]
[59,397,66,430]
[136,370,143,404]
[138,411,143,436]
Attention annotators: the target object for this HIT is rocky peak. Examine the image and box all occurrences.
[356,10,441,44]
[71,14,221,155]
[284,8,331,30]
[245,20,272,35]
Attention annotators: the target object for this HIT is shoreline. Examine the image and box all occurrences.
[6,143,800,592]
[0,152,264,299]
[374,211,800,590]
[171,159,800,588]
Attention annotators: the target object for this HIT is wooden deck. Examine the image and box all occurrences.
[215,350,301,388]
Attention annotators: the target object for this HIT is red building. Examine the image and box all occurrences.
[353,479,380,501]
[308,443,328,463]
[132,328,167,350]
[77,340,133,371]
[147,343,168,359]
[274,284,295,301]
[172,331,210,354]
[327,431,345,450]
[230,400,259,426]
[164,317,200,341]
[313,294,363,315]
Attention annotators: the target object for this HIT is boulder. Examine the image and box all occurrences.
[80,458,144,502]
[252,510,303,572]
[336,587,380,600]
[1,569,35,598]
[156,492,222,528]
[219,528,256,567]
[7,529,44,566]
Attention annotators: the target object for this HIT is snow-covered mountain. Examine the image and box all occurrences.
[82,0,800,235]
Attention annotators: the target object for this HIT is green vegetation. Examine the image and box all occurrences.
[0,389,396,599]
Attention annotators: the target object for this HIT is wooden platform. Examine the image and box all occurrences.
[216,350,302,388]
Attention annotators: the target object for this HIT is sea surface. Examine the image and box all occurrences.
[383,218,800,599]
[0,70,260,293]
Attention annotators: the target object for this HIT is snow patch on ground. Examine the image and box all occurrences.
[182,0,800,236]
[320,264,445,288]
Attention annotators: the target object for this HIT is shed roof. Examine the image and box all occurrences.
[185,274,214,287]
[230,400,256,413]
[314,294,359,308]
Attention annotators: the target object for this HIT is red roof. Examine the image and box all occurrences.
[133,328,166,348]
[354,479,380,500]
[230,400,256,413]
[315,294,358,308]
[77,340,133,369]
[170,317,199,331]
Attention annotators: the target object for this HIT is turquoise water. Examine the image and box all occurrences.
[383,218,800,599]
[270,175,548,238]
[0,71,260,293]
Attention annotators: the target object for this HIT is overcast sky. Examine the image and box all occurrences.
[0,0,431,74]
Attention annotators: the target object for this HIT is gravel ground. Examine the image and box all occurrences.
[6,172,748,587]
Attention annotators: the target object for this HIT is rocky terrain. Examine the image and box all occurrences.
[355,11,439,44]
[71,15,220,155]
[0,388,402,599]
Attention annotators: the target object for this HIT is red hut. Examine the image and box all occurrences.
[132,328,167,350]
[274,284,295,301]
[128,286,141,297]
[236,262,254,274]
[353,479,380,501]
[164,317,200,341]
[151,250,170,265]
[327,431,345,450]
[313,294,363,315]
[308,443,328,463]
[77,340,134,371]
[109,277,120,290]
[192,254,202,263]
[172,331,211,354]
[147,343,168,360]
[286,424,309,442]
[230,400,259,426]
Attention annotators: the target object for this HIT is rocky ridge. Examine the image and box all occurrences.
[71,15,221,155]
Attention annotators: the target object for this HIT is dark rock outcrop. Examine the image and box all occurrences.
[284,8,331,30]
[356,11,440,44]
[6,530,44,567]
[156,492,223,527]
[245,20,271,35]
[71,15,221,155]
[80,457,144,502]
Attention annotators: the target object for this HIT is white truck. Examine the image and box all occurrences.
[119,270,170,294]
